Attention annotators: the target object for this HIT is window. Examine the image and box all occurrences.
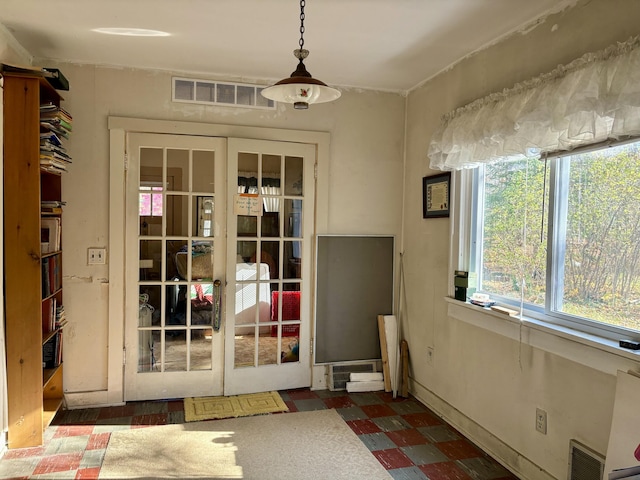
[172,77,275,110]
[139,186,163,217]
[471,139,640,339]
[197,196,213,237]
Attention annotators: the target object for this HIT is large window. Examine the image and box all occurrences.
[471,139,640,339]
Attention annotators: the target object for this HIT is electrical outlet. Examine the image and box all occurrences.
[427,347,434,365]
[536,408,547,434]
[88,247,107,265]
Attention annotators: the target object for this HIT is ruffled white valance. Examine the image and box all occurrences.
[428,35,640,170]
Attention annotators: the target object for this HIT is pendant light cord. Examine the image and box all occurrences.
[299,0,306,51]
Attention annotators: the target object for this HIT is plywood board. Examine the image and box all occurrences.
[383,315,398,395]
[378,315,391,392]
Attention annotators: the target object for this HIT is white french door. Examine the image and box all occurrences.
[124,133,226,401]
[224,138,315,395]
[124,133,315,400]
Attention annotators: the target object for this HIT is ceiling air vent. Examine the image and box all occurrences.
[172,77,275,110]
[568,439,605,480]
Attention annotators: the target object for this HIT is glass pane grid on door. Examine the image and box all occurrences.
[126,134,226,401]
[137,146,216,374]
[224,139,314,395]
[233,151,305,370]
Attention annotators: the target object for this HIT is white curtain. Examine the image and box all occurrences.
[261,185,280,212]
[428,35,640,171]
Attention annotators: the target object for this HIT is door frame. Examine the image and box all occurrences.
[90,117,330,408]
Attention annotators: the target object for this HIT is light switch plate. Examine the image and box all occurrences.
[88,247,107,265]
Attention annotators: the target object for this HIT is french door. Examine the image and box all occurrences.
[224,138,314,395]
[124,133,226,400]
[124,133,315,400]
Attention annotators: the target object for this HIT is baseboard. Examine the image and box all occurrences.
[64,390,125,410]
[410,378,555,480]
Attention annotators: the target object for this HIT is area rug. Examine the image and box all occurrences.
[183,390,288,422]
[98,409,393,479]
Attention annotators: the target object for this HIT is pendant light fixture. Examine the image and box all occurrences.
[261,0,341,109]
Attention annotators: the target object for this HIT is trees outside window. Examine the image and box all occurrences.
[473,140,640,337]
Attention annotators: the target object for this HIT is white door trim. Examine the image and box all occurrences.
[76,117,331,408]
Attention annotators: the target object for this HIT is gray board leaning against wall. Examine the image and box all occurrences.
[315,235,394,364]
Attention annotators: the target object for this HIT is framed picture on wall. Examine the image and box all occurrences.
[422,172,451,218]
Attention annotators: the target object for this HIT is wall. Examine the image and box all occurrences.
[403,0,640,478]
[40,64,405,396]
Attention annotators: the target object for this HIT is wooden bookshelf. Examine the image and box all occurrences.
[2,73,68,448]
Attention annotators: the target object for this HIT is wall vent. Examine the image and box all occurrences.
[568,439,605,480]
[328,362,377,391]
[172,77,275,110]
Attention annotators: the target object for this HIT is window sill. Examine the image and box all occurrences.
[445,297,640,375]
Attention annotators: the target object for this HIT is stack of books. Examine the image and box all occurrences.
[40,103,72,174]
[41,200,66,214]
[55,304,67,329]
[42,299,67,334]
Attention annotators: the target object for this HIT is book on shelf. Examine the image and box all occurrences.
[42,331,62,369]
[40,157,67,173]
[55,305,66,329]
[40,103,72,119]
[39,103,72,126]
[40,144,71,160]
[39,115,72,133]
[41,165,67,175]
[41,200,66,214]
[40,115,72,132]
[41,255,62,298]
[40,157,69,174]
[39,103,72,172]
[42,297,57,334]
[57,332,63,365]
[40,121,69,139]
[41,217,61,254]
[41,258,49,297]
[40,150,71,163]
[40,131,63,146]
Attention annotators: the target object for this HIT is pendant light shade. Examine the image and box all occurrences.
[261,0,340,109]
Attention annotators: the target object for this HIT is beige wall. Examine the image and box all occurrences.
[403,0,640,478]
[45,64,405,394]
[0,25,31,66]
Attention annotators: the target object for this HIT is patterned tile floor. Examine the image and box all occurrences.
[0,389,518,479]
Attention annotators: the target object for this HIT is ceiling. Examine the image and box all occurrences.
[0,0,574,93]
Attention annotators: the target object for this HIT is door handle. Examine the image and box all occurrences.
[213,279,222,332]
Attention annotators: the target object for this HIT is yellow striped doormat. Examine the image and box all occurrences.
[184,391,289,422]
